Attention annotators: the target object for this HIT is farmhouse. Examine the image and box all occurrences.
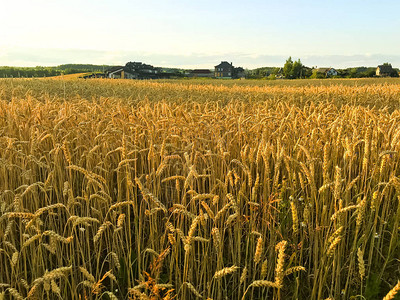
[376,64,395,77]
[215,61,233,78]
[190,69,214,78]
[234,67,246,79]
[315,67,338,77]
[125,62,161,79]
[106,62,162,79]
[215,61,246,79]
[106,66,136,79]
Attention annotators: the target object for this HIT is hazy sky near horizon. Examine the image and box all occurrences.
[1,0,400,68]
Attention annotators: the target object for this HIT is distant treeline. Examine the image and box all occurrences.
[247,67,282,79]
[0,64,116,78]
[56,64,115,72]
[1,63,399,79]
[247,66,400,79]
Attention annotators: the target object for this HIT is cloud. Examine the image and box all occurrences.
[1,47,400,69]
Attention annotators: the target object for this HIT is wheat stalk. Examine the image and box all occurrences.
[275,240,287,288]
[214,265,239,279]
[183,282,202,298]
[383,281,400,300]
[254,236,263,264]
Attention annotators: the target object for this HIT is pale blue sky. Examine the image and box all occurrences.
[1,0,400,68]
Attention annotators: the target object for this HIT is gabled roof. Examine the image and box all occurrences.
[107,66,124,73]
[377,65,393,73]
[215,61,232,68]
[316,68,336,73]
[107,67,135,76]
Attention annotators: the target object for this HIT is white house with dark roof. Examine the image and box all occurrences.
[315,67,338,77]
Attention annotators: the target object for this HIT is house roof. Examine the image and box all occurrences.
[377,65,393,73]
[126,62,155,70]
[107,66,124,73]
[316,68,336,73]
[215,61,233,68]
[107,67,136,76]
[191,69,213,74]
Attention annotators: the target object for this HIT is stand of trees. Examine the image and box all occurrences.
[282,57,312,79]
[0,67,59,78]
[247,57,312,79]
[245,67,280,79]
[0,64,116,78]
[247,57,399,80]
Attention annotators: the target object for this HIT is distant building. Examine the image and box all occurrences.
[215,61,233,78]
[215,61,245,79]
[234,67,246,79]
[376,64,395,77]
[125,62,160,79]
[159,68,188,78]
[276,68,284,79]
[106,66,134,79]
[190,69,214,78]
[82,73,106,79]
[106,62,162,79]
[315,67,338,77]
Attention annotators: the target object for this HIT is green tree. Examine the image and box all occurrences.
[303,67,313,78]
[391,69,399,77]
[310,69,325,79]
[272,67,280,75]
[283,57,293,78]
[349,68,358,78]
[291,59,303,78]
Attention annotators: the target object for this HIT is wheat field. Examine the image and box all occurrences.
[1,78,400,299]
